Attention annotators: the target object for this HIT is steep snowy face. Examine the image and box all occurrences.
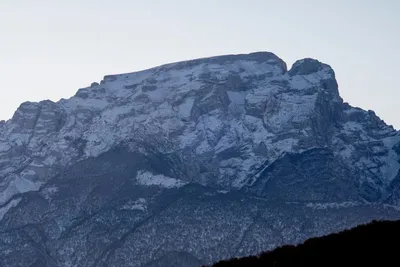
[0,52,398,206]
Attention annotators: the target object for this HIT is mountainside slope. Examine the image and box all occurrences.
[1,52,400,266]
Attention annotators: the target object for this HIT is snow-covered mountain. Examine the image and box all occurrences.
[1,52,400,267]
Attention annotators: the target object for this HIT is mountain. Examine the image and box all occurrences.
[211,219,400,266]
[1,51,400,266]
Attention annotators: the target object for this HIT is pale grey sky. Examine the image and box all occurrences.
[1,0,399,128]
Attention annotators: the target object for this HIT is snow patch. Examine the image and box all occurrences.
[0,142,11,152]
[343,121,363,132]
[101,105,133,122]
[381,136,400,183]
[61,97,109,112]
[337,146,355,160]
[227,91,246,106]
[288,75,312,90]
[178,130,199,149]
[177,98,194,119]
[41,186,59,200]
[306,201,360,210]
[0,198,21,221]
[196,140,214,155]
[21,169,36,177]
[9,133,30,146]
[30,161,44,167]
[344,107,361,114]
[136,171,187,188]
[215,127,239,154]
[264,93,317,129]
[0,177,43,205]
[121,198,147,211]
[43,155,57,166]
[274,138,298,152]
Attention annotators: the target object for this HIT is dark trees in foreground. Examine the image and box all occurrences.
[211,220,400,266]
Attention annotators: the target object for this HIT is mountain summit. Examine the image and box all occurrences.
[1,52,400,266]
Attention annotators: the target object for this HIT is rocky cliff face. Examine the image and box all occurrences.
[0,52,400,267]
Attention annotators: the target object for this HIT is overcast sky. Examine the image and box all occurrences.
[1,0,399,128]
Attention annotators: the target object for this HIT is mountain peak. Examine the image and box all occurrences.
[1,51,400,267]
[156,51,287,73]
[287,57,339,96]
[289,58,334,76]
[94,51,288,87]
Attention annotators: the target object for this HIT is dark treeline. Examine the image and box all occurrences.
[211,220,400,266]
